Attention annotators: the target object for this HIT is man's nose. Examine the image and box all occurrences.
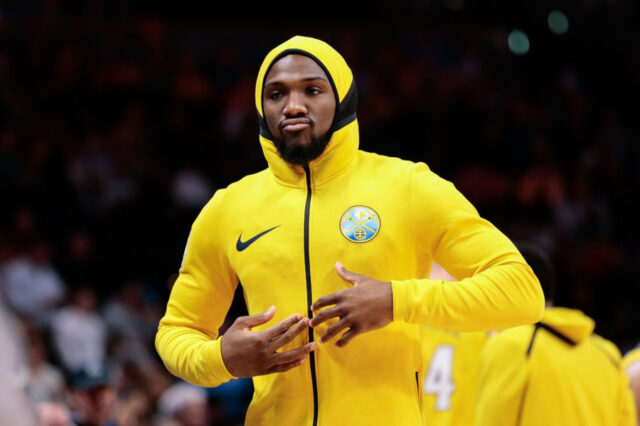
[282,92,308,116]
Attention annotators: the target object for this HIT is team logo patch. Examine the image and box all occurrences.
[340,206,380,243]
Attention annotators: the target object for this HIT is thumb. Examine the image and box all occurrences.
[242,306,276,329]
[335,262,360,286]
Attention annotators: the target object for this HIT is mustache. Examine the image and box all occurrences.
[279,116,314,129]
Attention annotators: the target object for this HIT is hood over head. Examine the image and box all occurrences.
[255,36,359,187]
[541,307,595,343]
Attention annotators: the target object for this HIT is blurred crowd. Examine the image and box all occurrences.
[0,0,639,424]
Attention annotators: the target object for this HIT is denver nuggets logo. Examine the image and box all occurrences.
[340,206,380,243]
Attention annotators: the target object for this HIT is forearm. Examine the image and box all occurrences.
[155,323,234,387]
[392,262,544,331]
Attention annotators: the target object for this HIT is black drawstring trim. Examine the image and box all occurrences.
[333,79,358,130]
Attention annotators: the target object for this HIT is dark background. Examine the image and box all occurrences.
[0,0,638,423]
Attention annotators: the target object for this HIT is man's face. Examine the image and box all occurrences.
[263,54,337,165]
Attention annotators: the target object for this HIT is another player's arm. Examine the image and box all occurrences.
[156,191,313,386]
[474,333,529,426]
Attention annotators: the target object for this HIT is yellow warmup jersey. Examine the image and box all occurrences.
[155,36,544,426]
[421,327,486,426]
[475,307,637,426]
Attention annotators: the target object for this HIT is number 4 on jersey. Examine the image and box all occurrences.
[424,345,456,411]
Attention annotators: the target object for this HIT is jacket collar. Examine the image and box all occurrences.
[259,119,359,188]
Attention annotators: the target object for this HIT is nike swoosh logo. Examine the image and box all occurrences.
[236,226,280,251]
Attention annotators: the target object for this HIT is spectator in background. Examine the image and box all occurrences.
[37,401,72,426]
[50,286,107,372]
[475,243,636,426]
[103,280,159,363]
[68,361,117,426]
[205,377,253,424]
[23,321,66,404]
[1,240,66,325]
[61,229,98,291]
[157,382,208,426]
[0,303,40,425]
[171,166,214,210]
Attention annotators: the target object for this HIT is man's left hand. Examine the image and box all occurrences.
[310,262,393,347]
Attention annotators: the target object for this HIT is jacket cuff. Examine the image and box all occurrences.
[207,338,236,383]
[391,280,410,322]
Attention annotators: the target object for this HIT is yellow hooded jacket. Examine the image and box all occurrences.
[475,307,637,426]
[156,36,544,426]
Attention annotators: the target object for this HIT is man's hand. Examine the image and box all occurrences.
[220,306,316,377]
[310,262,393,347]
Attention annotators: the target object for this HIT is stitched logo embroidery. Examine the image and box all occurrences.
[236,226,280,251]
[339,206,380,243]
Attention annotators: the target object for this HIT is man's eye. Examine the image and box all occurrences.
[269,91,282,100]
[308,87,321,95]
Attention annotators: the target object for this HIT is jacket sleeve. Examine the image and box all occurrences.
[391,163,544,331]
[155,190,239,387]
[474,332,529,426]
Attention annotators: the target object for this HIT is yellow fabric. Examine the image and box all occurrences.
[156,35,544,426]
[475,307,637,426]
[420,327,486,426]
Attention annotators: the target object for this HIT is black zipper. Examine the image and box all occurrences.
[303,164,319,426]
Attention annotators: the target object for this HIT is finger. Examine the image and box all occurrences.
[336,328,358,347]
[259,313,304,341]
[309,306,343,328]
[265,357,307,374]
[311,293,339,312]
[240,306,276,329]
[335,262,360,286]
[319,318,351,343]
[267,317,310,351]
[270,342,317,366]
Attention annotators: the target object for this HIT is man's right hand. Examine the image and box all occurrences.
[220,306,316,377]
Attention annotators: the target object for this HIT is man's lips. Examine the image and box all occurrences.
[280,118,312,132]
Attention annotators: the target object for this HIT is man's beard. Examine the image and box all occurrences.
[272,131,332,166]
